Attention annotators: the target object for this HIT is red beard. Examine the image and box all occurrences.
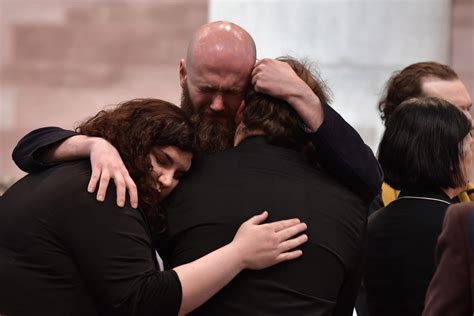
[181,84,236,154]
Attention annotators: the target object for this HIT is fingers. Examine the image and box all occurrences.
[246,211,269,225]
[251,58,268,86]
[125,175,138,209]
[87,167,101,193]
[96,170,110,202]
[114,175,126,208]
[279,234,308,252]
[88,165,137,208]
[276,222,307,242]
[268,218,301,233]
[276,249,303,263]
[254,58,272,68]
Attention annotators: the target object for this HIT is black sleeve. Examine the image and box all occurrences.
[308,104,383,202]
[333,223,368,316]
[62,184,182,316]
[12,127,77,173]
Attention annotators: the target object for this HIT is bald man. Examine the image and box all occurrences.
[178,22,258,153]
[180,21,325,155]
[13,20,381,205]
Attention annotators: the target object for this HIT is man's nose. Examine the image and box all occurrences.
[209,94,225,112]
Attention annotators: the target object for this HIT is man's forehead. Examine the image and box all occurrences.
[195,81,246,93]
[422,78,472,108]
[188,62,251,90]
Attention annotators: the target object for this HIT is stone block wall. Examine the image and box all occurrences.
[0,0,207,188]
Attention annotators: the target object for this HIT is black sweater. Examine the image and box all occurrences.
[0,161,182,316]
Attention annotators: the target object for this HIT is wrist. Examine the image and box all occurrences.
[227,241,247,271]
[288,90,324,132]
[86,136,109,156]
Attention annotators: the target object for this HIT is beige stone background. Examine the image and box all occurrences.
[0,0,207,191]
[0,0,473,193]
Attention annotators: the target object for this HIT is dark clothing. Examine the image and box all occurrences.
[12,126,77,173]
[11,104,383,203]
[423,202,474,316]
[0,161,182,316]
[160,136,369,315]
[10,103,382,315]
[366,189,453,316]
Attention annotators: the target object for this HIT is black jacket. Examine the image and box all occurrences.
[161,136,368,316]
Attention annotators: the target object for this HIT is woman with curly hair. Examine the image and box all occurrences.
[0,98,307,316]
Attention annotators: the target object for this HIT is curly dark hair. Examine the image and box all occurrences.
[378,61,458,125]
[242,57,331,149]
[77,98,197,231]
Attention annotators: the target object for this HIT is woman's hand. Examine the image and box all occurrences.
[230,211,308,270]
[174,210,308,315]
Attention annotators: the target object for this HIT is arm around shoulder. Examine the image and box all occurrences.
[308,104,383,202]
[12,126,78,173]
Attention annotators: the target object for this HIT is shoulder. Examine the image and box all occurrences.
[43,161,146,226]
[445,202,474,221]
[443,202,474,236]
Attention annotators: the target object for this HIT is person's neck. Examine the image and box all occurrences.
[442,186,465,199]
[234,126,266,147]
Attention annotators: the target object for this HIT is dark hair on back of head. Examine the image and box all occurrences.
[243,91,306,149]
[378,96,470,191]
[378,61,458,124]
[77,98,197,232]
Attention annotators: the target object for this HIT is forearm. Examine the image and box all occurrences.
[286,88,324,132]
[173,243,243,315]
[310,104,383,201]
[12,126,77,172]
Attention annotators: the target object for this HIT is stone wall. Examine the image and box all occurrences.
[0,0,207,187]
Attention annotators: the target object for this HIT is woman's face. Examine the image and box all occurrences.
[462,132,474,182]
[149,145,193,202]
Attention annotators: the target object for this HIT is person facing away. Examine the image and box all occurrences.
[377,61,473,207]
[12,20,382,207]
[358,61,473,316]
[0,99,308,316]
[366,97,473,316]
[157,58,370,316]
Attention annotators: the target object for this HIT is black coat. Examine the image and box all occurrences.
[161,136,368,316]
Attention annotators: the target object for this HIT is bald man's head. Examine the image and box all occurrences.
[179,21,257,153]
[185,21,256,70]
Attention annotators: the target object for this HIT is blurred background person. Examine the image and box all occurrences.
[377,61,473,208]
[366,97,473,316]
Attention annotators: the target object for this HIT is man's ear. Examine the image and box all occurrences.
[235,100,246,124]
[179,59,187,88]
